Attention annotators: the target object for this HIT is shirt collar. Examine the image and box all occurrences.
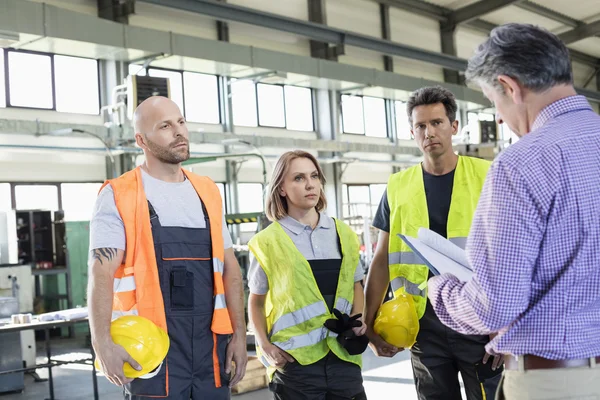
[278,212,332,235]
[531,95,592,132]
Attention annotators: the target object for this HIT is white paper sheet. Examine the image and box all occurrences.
[398,229,473,282]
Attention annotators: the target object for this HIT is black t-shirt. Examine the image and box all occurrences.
[372,167,455,238]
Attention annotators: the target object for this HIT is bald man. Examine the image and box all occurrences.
[87,96,247,400]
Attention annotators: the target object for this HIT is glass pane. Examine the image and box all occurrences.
[285,86,313,131]
[15,185,58,211]
[395,101,412,140]
[183,72,220,124]
[8,52,53,109]
[257,84,285,128]
[0,52,5,108]
[370,184,387,206]
[61,183,102,221]
[0,183,11,211]
[231,80,258,127]
[348,185,370,204]
[148,68,185,116]
[216,183,226,213]
[238,183,263,232]
[54,55,99,115]
[238,183,264,213]
[467,112,480,144]
[342,184,348,204]
[128,63,146,76]
[363,97,387,138]
[341,95,364,134]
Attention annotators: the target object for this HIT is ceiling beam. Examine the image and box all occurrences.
[558,19,600,44]
[514,1,579,27]
[136,0,600,100]
[373,0,448,21]
[139,0,468,71]
[448,0,522,25]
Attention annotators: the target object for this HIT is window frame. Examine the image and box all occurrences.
[340,94,389,139]
[3,48,101,115]
[139,64,223,125]
[234,80,315,131]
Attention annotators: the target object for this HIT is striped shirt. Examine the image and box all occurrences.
[428,95,600,360]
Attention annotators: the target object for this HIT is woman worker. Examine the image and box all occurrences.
[247,150,368,400]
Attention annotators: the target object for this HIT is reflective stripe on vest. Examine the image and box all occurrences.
[248,217,362,378]
[387,156,490,319]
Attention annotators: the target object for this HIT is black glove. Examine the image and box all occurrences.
[324,308,369,355]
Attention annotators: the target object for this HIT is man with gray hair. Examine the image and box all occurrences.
[427,23,600,399]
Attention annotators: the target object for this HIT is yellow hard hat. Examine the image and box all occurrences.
[94,315,170,379]
[373,294,419,349]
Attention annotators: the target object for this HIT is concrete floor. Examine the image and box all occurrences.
[0,337,467,399]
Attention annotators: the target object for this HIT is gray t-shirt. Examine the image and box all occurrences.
[89,168,233,252]
[247,213,364,295]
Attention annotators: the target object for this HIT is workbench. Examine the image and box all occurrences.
[0,318,99,400]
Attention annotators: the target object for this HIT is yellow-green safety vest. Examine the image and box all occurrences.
[387,155,490,319]
[247,218,362,380]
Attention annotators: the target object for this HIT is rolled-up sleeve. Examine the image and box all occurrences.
[428,156,546,335]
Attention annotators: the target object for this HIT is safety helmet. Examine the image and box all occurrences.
[94,315,170,379]
[373,294,419,349]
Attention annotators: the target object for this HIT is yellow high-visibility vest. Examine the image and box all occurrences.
[387,156,490,319]
[248,218,362,380]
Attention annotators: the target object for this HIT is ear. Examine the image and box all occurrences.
[451,120,459,136]
[497,75,524,105]
[134,132,147,150]
[279,188,287,197]
[410,129,415,140]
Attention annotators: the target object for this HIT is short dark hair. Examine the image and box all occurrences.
[466,23,573,92]
[406,86,457,125]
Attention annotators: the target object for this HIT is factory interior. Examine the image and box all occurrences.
[0,0,599,399]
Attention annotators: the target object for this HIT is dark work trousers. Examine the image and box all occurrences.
[410,300,501,400]
[270,352,367,400]
[124,201,231,400]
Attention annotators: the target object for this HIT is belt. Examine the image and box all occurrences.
[504,354,600,371]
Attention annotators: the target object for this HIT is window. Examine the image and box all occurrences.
[341,95,365,134]
[128,63,146,76]
[363,97,387,138]
[215,182,227,214]
[60,183,102,221]
[341,95,389,138]
[342,184,386,219]
[395,101,412,140]
[347,185,370,218]
[467,112,496,144]
[370,184,386,217]
[148,68,185,116]
[238,183,264,232]
[15,185,59,211]
[285,86,313,132]
[257,83,286,128]
[500,123,518,146]
[231,80,258,127]
[8,51,53,109]
[0,52,5,108]
[0,183,11,211]
[54,55,99,115]
[183,72,220,124]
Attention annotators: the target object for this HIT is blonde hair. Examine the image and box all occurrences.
[265,150,327,221]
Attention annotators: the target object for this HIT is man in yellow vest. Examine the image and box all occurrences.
[87,96,248,399]
[364,86,502,400]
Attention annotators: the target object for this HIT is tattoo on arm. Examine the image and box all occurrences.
[91,248,118,265]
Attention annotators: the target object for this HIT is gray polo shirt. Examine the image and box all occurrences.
[247,213,365,295]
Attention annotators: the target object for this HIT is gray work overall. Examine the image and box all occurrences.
[124,201,231,399]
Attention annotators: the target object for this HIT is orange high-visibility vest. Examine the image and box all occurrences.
[99,166,233,389]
